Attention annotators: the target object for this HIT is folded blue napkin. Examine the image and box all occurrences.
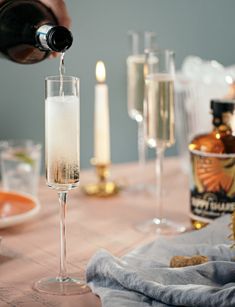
[86,215,235,307]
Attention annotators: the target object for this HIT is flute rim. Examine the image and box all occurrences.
[45,75,80,82]
[146,48,175,57]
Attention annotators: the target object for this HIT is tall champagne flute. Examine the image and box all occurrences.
[143,49,186,234]
[33,76,90,295]
[127,31,156,191]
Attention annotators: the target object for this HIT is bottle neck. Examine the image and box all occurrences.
[36,24,73,52]
[212,111,235,134]
[36,24,54,50]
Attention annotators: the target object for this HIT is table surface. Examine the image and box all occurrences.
[0,158,191,307]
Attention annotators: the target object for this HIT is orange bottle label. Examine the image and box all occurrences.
[190,150,235,222]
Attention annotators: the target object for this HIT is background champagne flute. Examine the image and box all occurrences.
[142,49,186,234]
[126,31,156,191]
[33,75,90,295]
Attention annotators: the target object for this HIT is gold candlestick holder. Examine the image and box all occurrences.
[82,159,120,197]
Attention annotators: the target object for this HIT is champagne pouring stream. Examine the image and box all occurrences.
[59,52,65,96]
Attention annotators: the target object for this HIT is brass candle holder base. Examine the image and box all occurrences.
[82,162,120,197]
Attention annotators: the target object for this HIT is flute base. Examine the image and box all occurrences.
[137,218,186,235]
[33,275,91,296]
[82,181,120,197]
[125,182,155,195]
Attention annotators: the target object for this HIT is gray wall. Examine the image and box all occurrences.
[0,0,235,169]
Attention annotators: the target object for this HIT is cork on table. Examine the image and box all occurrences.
[0,158,190,307]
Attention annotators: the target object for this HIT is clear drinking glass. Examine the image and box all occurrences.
[126,31,156,191]
[0,139,41,196]
[142,49,186,235]
[33,76,90,295]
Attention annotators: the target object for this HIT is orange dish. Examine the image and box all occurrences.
[0,190,40,228]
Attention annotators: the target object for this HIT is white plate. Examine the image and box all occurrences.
[0,190,40,229]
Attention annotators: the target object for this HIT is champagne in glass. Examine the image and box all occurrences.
[33,75,90,295]
[127,53,145,123]
[145,73,175,149]
[141,49,186,235]
[46,94,80,190]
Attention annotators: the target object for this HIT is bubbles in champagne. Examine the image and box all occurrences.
[47,160,79,185]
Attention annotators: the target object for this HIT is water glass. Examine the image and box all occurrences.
[0,140,41,196]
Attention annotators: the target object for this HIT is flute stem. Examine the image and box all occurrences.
[138,120,146,170]
[155,146,165,220]
[58,191,68,281]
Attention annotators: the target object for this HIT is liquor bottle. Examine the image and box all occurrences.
[189,99,235,229]
[0,0,73,64]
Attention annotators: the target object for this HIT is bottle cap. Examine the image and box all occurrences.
[211,99,235,115]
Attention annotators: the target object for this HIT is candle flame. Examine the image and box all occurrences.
[96,61,106,82]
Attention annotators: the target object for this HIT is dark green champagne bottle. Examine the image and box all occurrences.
[0,0,73,64]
